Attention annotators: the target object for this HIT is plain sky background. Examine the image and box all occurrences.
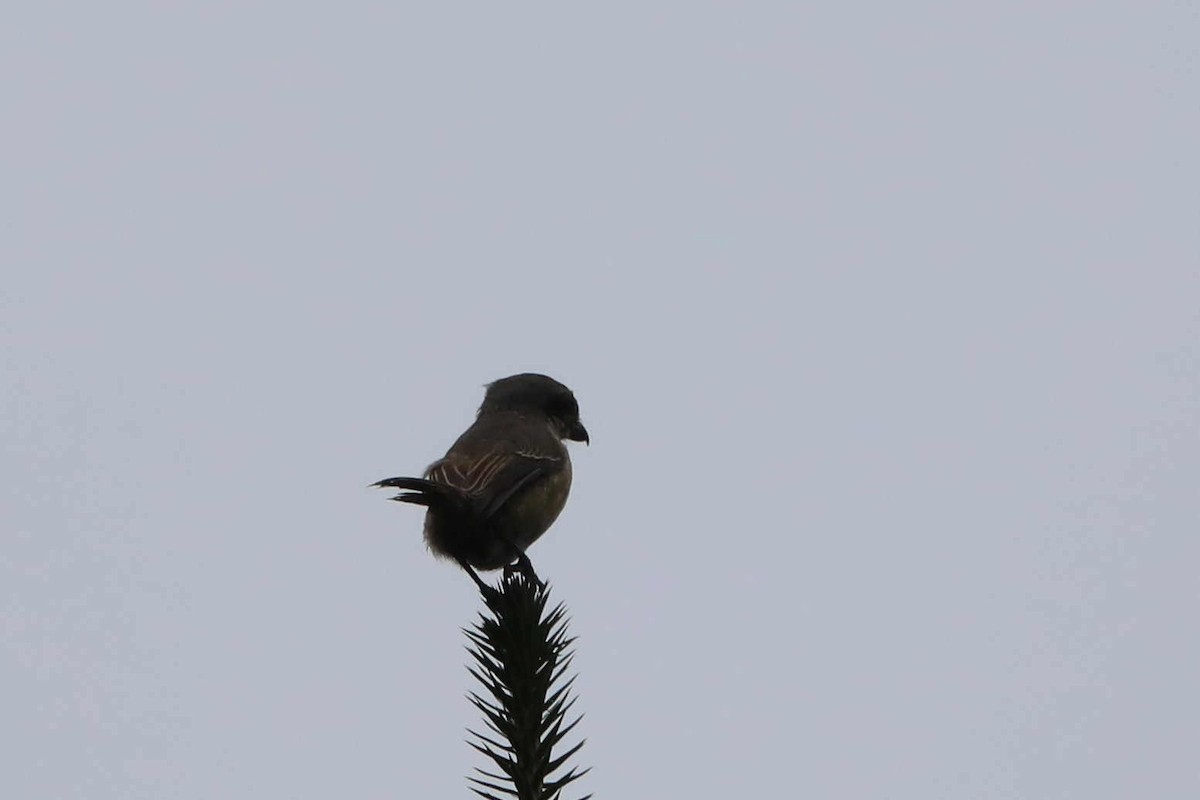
[3,3,1197,798]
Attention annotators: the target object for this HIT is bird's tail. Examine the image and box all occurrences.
[371,476,471,515]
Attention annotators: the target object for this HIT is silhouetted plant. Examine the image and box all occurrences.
[464,573,591,800]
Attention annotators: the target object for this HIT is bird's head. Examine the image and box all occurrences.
[481,373,589,444]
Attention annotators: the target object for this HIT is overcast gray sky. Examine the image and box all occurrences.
[4,3,1198,798]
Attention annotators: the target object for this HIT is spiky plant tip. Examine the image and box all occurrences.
[464,572,590,800]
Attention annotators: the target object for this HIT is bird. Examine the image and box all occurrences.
[372,373,588,590]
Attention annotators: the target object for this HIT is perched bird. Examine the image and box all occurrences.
[373,373,588,589]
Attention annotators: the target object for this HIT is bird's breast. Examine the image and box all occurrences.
[501,455,572,550]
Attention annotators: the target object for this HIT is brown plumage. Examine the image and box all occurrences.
[373,373,588,588]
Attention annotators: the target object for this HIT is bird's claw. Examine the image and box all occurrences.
[503,553,544,589]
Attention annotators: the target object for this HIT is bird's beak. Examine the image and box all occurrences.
[568,420,590,445]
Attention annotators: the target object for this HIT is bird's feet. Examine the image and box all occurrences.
[456,558,501,601]
[503,552,544,589]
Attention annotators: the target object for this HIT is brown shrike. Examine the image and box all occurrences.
[373,373,588,589]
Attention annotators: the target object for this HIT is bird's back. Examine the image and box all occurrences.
[422,411,572,569]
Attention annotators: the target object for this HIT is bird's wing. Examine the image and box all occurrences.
[426,446,562,520]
